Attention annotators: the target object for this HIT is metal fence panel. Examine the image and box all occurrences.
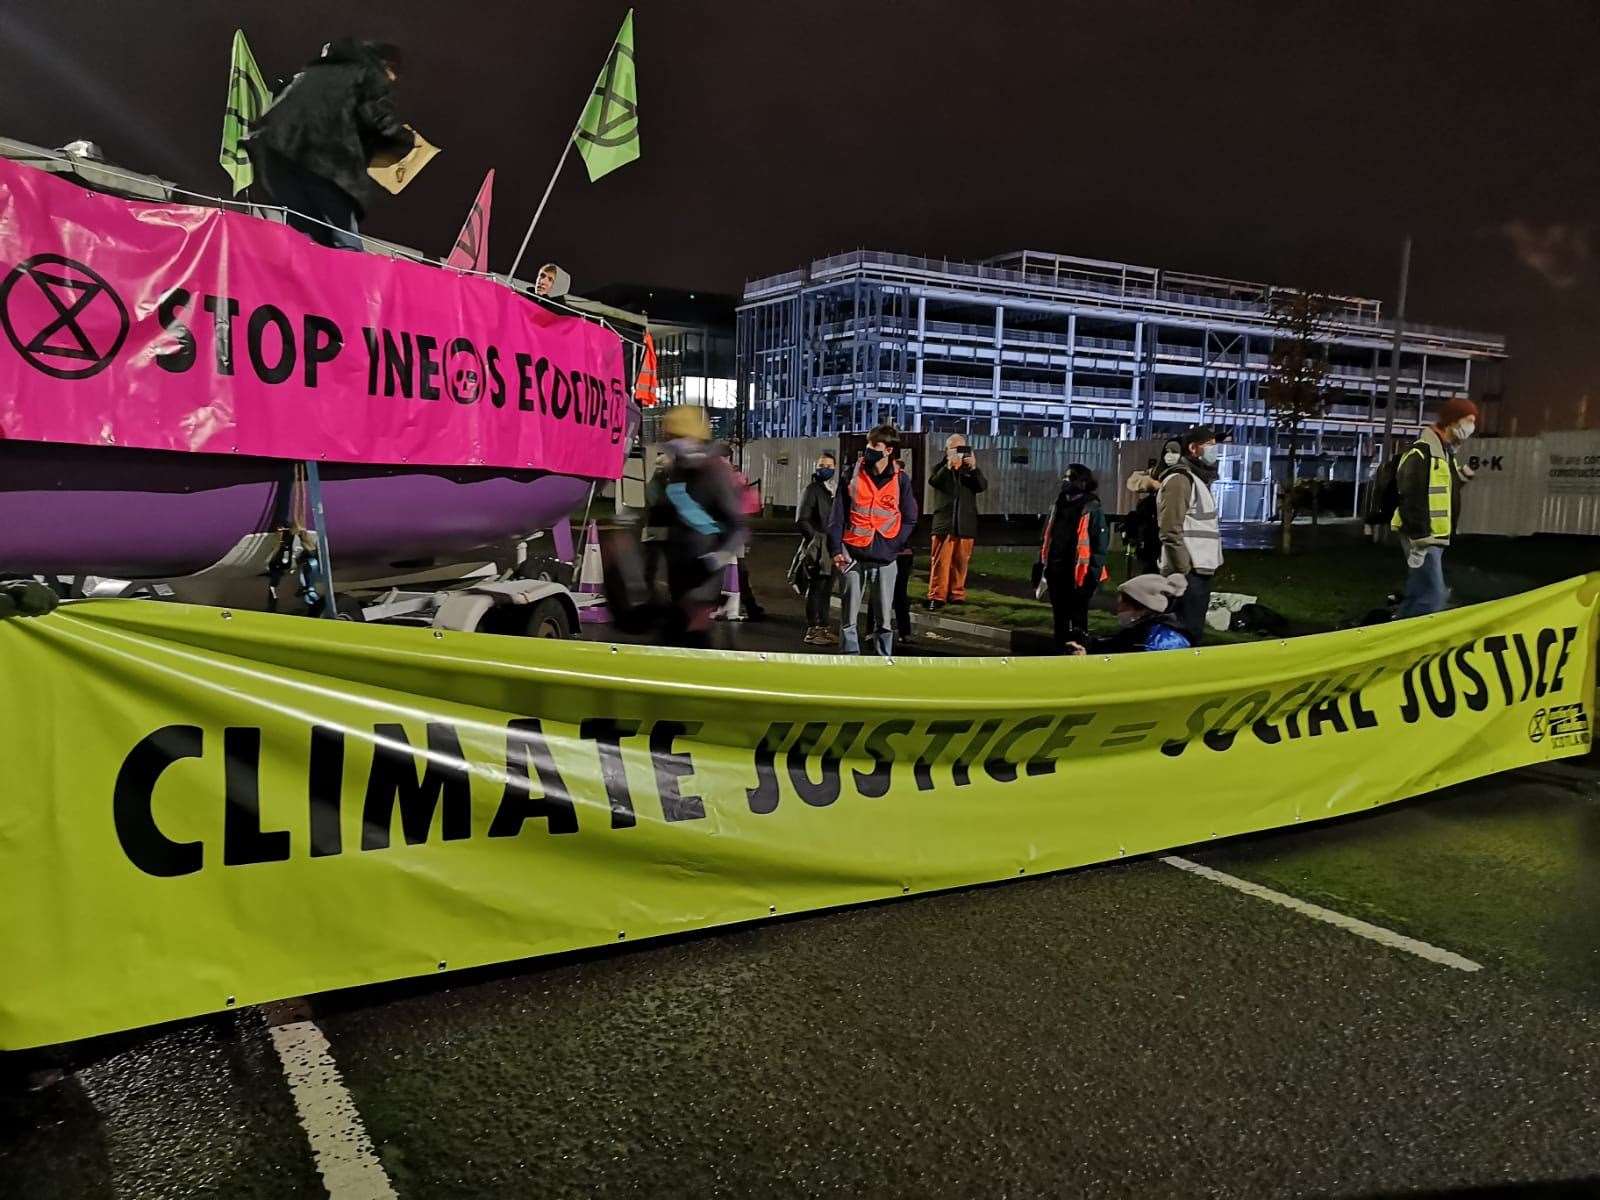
[1455,436,1545,537]
[1539,431,1600,536]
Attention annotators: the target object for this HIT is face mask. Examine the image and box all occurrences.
[863,448,886,467]
[1200,444,1221,466]
[1163,452,1180,467]
[1453,420,1475,442]
[815,467,835,481]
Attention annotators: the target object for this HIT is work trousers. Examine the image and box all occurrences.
[928,534,974,602]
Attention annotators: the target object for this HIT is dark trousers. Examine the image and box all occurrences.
[1047,565,1095,649]
[736,559,763,617]
[252,146,364,250]
[1176,571,1213,642]
[804,570,833,626]
[894,551,913,636]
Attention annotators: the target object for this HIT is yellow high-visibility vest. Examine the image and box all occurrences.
[1390,444,1453,540]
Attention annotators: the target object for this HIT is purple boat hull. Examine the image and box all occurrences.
[0,443,593,577]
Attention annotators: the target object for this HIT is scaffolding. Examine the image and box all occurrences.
[736,250,1506,475]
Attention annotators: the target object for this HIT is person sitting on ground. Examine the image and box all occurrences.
[246,39,414,250]
[1063,573,1192,655]
[796,451,839,645]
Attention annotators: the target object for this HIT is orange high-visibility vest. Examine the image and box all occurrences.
[634,331,660,407]
[1072,510,1109,588]
[843,465,903,548]
[1040,508,1109,587]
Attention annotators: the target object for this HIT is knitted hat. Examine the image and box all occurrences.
[661,405,711,442]
[1118,572,1189,613]
[1434,397,1479,428]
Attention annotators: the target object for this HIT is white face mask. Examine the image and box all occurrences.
[1200,443,1221,466]
[1453,419,1475,442]
[1163,451,1180,467]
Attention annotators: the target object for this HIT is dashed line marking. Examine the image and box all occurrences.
[268,1019,397,1199]
[1161,855,1483,973]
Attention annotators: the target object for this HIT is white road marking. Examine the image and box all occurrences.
[1161,856,1483,973]
[269,1019,398,1200]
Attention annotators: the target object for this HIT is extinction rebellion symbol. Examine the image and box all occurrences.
[0,253,130,380]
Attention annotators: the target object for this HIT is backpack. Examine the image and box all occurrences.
[1365,451,1406,527]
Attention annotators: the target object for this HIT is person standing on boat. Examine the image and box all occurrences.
[246,39,414,250]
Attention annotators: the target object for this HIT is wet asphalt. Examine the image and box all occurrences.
[6,534,1599,1197]
[5,759,1600,1198]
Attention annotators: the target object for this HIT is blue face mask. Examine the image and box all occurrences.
[815,467,835,481]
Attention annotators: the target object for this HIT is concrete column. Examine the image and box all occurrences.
[1131,321,1144,436]
[1062,313,1076,437]
[1416,353,1428,424]
[990,304,1004,435]
[913,295,926,432]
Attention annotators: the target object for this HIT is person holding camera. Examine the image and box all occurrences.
[926,434,988,611]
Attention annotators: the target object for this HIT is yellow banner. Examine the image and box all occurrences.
[1,578,1595,1049]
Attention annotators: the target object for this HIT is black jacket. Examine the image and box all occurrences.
[928,458,989,538]
[796,476,835,540]
[1043,491,1109,580]
[248,39,413,212]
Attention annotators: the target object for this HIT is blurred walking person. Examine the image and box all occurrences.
[795,451,839,645]
[926,434,987,610]
[658,408,745,647]
[1037,463,1109,650]
[829,424,918,655]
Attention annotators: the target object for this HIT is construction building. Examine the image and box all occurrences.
[735,250,1506,475]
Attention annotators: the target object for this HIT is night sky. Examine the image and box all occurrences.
[4,0,1597,430]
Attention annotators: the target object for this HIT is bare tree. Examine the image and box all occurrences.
[1263,292,1336,554]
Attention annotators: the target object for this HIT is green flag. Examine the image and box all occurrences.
[574,10,639,182]
[220,30,270,195]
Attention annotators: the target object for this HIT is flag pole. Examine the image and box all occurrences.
[507,127,577,284]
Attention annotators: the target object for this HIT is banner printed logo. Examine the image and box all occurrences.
[579,42,638,149]
[0,254,130,380]
[452,202,484,266]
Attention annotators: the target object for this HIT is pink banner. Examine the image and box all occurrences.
[0,157,626,477]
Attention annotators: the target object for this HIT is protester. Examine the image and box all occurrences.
[1122,446,1173,577]
[246,39,414,250]
[716,441,767,621]
[657,408,745,647]
[1064,574,1193,655]
[1158,426,1225,642]
[1036,463,1110,650]
[892,446,916,644]
[828,424,919,655]
[795,451,839,645]
[926,433,988,610]
[1392,397,1477,618]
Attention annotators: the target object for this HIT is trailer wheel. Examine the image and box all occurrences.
[523,596,574,639]
[333,593,366,622]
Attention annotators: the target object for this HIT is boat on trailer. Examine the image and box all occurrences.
[0,136,641,635]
